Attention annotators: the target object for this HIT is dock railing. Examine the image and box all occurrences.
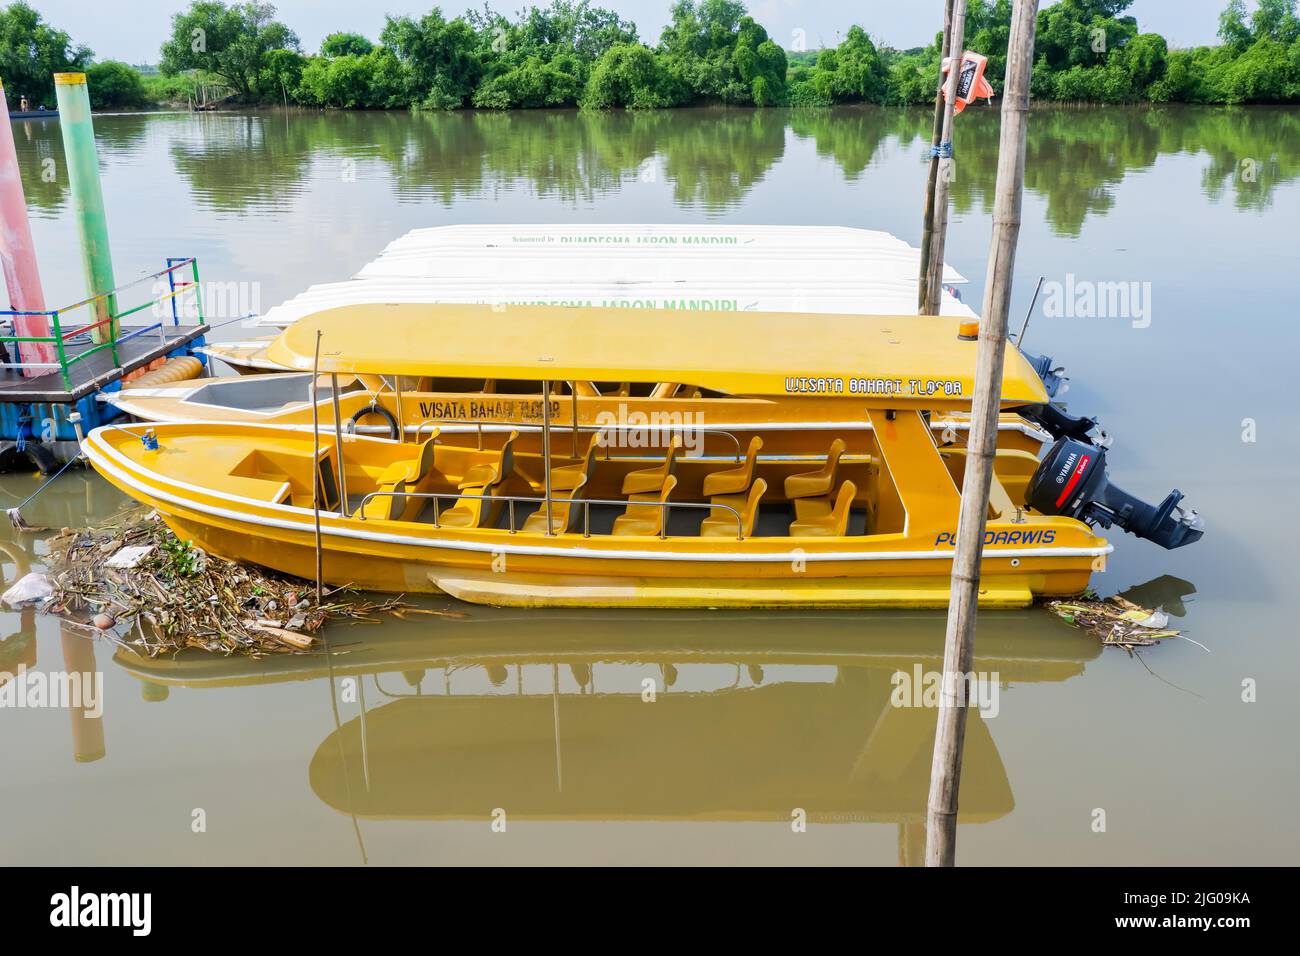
[0,257,204,389]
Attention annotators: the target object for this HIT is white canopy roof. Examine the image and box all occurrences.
[257,224,978,327]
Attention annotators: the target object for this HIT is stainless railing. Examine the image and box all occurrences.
[411,418,743,461]
[353,489,746,540]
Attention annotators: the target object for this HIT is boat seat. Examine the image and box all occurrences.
[457,430,519,490]
[621,437,681,495]
[549,433,601,492]
[521,477,590,535]
[376,430,440,487]
[440,432,519,529]
[612,474,677,537]
[784,438,847,500]
[789,480,857,537]
[702,436,763,497]
[363,430,441,521]
[700,478,767,538]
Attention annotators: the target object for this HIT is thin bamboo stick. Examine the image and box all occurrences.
[921,0,968,316]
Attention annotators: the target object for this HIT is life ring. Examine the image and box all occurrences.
[347,402,401,440]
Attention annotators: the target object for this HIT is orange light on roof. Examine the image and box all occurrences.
[957,321,979,340]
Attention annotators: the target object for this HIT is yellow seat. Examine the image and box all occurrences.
[789,480,857,537]
[702,436,763,497]
[784,439,846,500]
[621,437,680,495]
[376,430,440,486]
[364,430,441,520]
[457,430,519,490]
[439,432,518,529]
[612,475,677,537]
[521,481,588,534]
[700,478,767,538]
[549,433,601,492]
[522,435,600,534]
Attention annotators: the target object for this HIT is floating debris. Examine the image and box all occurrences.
[1047,594,1183,649]
[2,570,53,607]
[44,507,413,658]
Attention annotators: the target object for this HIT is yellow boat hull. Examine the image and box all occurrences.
[85,422,1106,610]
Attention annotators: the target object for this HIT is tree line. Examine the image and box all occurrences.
[2,0,1299,111]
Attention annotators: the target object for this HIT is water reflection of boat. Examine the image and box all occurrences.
[114,609,1100,862]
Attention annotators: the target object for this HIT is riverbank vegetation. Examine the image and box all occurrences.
[3,0,1299,110]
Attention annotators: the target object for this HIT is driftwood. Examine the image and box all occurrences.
[1047,594,1182,649]
[44,507,412,658]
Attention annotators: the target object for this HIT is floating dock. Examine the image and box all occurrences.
[0,258,209,470]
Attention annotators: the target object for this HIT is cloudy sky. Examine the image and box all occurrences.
[36,0,1237,66]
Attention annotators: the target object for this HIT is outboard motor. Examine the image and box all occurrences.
[1026,437,1204,549]
[1019,350,1067,398]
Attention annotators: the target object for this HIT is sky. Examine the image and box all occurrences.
[32,0,1238,66]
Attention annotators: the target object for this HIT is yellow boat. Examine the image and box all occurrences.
[86,303,1204,608]
[109,304,1053,458]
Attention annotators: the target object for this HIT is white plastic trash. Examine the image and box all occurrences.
[2,571,53,607]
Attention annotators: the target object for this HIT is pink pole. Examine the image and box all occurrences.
[0,80,56,376]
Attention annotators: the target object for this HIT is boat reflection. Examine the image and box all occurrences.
[114,607,1105,863]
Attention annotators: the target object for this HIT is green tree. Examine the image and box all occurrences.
[381,9,481,109]
[1218,0,1253,52]
[86,61,147,109]
[658,1,785,105]
[321,32,374,58]
[0,1,91,105]
[788,26,886,106]
[259,47,305,104]
[159,1,300,100]
[470,2,638,109]
[583,42,682,108]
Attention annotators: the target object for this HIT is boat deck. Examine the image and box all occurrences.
[0,326,209,403]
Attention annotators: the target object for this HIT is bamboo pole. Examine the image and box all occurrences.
[54,74,119,344]
[925,0,1039,868]
[921,0,968,316]
[917,0,955,313]
[310,331,324,602]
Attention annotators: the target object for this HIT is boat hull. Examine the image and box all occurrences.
[148,506,1094,609]
[86,425,1104,610]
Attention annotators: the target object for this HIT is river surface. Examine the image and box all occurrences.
[2,105,1297,865]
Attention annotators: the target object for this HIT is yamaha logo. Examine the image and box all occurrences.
[1055,452,1078,485]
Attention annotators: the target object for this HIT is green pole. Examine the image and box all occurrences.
[54,73,118,345]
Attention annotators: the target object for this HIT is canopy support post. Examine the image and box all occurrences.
[542,379,554,536]
[330,372,349,517]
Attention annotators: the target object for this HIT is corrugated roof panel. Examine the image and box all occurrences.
[258,224,977,327]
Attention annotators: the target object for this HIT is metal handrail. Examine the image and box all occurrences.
[0,257,203,387]
[411,418,743,461]
[354,489,746,540]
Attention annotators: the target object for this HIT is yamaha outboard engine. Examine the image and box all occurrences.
[1019,350,1067,398]
[1026,438,1204,549]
